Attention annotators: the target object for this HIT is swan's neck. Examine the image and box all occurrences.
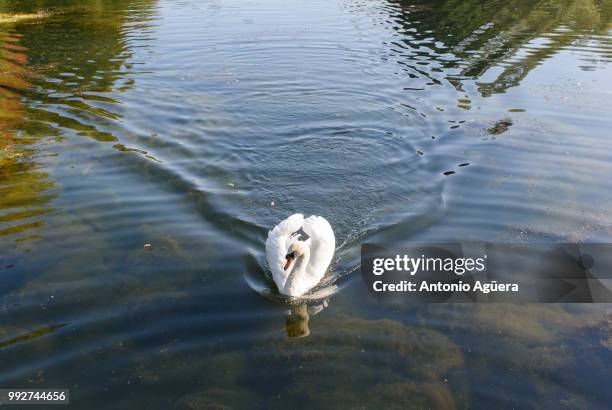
[285,244,310,293]
[293,245,310,276]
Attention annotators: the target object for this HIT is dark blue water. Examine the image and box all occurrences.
[1,0,611,408]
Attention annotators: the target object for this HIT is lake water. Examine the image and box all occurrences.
[1,0,611,408]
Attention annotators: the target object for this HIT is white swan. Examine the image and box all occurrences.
[266,213,335,297]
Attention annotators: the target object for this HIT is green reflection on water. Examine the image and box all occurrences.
[0,30,56,241]
[1,0,158,242]
[391,0,612,100]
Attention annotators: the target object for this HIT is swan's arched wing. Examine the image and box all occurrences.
[302,215,335,278]
[265,213,304,291]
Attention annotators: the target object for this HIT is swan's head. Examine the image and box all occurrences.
[284,241,307,271]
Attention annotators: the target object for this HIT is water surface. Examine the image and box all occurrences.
[1,0,611,408]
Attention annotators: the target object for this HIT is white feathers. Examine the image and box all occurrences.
[265,213,304,292]
[265,213,335,297]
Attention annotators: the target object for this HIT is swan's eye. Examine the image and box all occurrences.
[284,252,295,270]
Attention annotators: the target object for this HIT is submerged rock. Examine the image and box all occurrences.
[258,317,462,375]
[279,380,456,410]
[156,318,465,409]
[132,350,247,388]
[176,392,231,410]
[122,234,190,275]
[248,317,464,409]
[176,388,259,410]
[431,304,602,344]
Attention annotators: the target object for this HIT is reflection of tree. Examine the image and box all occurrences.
[13,0,158,141]
[388,0,612,96]
[0,0,157,242]
[0,31,56,240]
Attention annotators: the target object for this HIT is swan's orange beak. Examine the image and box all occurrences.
[284,252,295,270]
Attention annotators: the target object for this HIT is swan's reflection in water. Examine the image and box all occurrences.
[285,300,329,338]
[244,251,342,338]
[285,304,310,338]
[274,284,339,338]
